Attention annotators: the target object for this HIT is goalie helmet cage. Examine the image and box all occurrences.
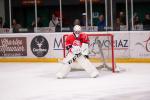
[63,33,115,72]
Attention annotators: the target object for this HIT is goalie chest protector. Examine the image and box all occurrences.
[66,33,89,47]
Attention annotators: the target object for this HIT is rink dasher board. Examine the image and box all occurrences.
[0,31,150,63]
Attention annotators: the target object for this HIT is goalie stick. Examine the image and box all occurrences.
[63,42,89,65]
[67,53,82,64]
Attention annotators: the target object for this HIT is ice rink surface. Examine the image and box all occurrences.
[0,63,150,100]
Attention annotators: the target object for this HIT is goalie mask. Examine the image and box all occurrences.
[73,25,81,38]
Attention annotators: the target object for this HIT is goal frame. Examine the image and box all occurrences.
[63,33,115,72]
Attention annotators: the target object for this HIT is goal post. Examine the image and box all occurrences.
[63,33,115,72]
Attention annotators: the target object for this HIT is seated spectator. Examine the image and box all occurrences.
[37,16,43,27]
[31,16,43,27]
[97,14,106,31]
[143,13,150,30]
[80,13,91,26]
[49,13,60,32]
[70,19,81,31]
[49,13,59,27]
[119,11,126,25]
[28,17,43,32]
[12,19,21,33]
[80,13,86,26]
[28,20,35,32]
[114,18,120,31]
[133,15,143,30]
[3,21,9,28]
[134,15,141,25]
[73,19,80,25]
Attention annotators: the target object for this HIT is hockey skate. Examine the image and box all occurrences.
[90,71,99,78]
[56,72,65,79]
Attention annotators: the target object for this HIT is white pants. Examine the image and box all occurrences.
[56,52,99,78]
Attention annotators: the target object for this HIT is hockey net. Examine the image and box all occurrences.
[63,33,115,72]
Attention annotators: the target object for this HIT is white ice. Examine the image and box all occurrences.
[0,63,150,100]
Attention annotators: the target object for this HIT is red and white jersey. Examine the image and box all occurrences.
[66,32,89,47]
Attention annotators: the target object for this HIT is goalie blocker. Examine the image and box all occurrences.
[56,25,99,78]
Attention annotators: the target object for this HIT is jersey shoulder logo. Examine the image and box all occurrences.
[73,40,81,46]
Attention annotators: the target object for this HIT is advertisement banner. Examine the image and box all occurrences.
[0,31,149,60]
[49,33,65,58]
[0,37,27,57]
[30,35,49,57]
[130,31,150,58]
[113,32,130,58]
[48,32,130,58]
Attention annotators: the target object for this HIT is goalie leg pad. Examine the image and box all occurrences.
[62,52,76,64]
[56,53,75,79]
[56,63,71,79]
[76,55,99,78]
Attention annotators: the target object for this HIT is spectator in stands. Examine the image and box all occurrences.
[119,11,126,25]
[133,15,143,30]
[32,20,36,28]
[28,17,43,32]
[28,20,35,32]
[143,13,150,30]
[73,19,80,26]
[31,16,43,27]
[37,16,43,27]
[49,13,61,32]
[133,15,141,25]
[97,14,106,31]
[70,19,81,31]
[114,18,120,31]
[49,13,59,27]
[3,21,9,28]
[80,13,86,26]
[0,17,3,28]
[80,12,91,27]
[117,11,127,30]
[12,19,21,33]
